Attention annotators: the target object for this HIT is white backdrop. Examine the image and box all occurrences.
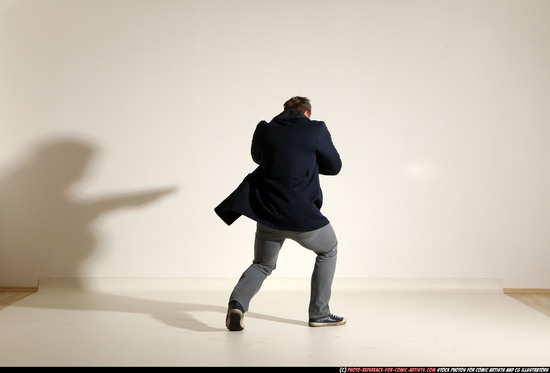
[1,0,549,288]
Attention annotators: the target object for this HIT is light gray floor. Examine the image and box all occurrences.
[0,278,549,367]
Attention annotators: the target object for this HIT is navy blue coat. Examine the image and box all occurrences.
[214,109,342,231]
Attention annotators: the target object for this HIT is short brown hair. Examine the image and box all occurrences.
[283,96,311,115]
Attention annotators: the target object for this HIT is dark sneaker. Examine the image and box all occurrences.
[226,301,245,331]
[308,313,346,327]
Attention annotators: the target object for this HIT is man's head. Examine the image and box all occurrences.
[283,96,311,118]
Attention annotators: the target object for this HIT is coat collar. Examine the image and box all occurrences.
[272,109,309,122]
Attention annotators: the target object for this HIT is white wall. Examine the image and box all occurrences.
[1,0,549,288]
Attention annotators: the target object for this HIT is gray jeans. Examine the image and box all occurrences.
[229,222,338,318]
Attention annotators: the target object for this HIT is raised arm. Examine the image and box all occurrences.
[316,122,342,175]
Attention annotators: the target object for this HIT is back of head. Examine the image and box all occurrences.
[283,96,311,116]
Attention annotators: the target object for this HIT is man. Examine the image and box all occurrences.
[214,96,345,331]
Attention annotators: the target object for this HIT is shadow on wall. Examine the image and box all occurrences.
[0,137,176,287]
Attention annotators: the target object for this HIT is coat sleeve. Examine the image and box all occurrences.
[316,122,342,175]
[251,121,266,165]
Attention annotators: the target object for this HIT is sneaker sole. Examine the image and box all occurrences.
[226,309,244,331]
[308,318,347,327]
